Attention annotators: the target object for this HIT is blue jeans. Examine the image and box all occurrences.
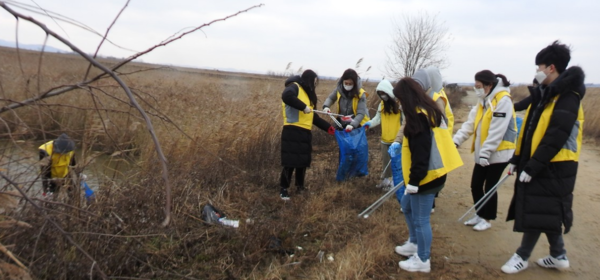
[401,192,435,261]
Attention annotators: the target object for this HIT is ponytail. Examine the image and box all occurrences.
[495,74,511,87]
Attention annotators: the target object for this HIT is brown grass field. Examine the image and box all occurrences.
[0,46,599,279]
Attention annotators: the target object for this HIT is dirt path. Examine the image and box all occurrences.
[432,140,600,279]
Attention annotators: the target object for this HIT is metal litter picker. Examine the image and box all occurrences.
[358,180,405,219]
[457,174,511,223]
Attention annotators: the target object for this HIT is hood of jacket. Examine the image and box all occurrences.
[481,77,511,106]
[336,75,363,95]
[53,133,75,154]
[375,79,394,99]
[541,66,586,100]
[284,75,304,88]
[412,69,431,93]
[425,67,443,95]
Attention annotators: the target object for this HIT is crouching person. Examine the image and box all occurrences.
[39,133,76,199]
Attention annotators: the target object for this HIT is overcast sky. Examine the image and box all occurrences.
[0,0,598,84]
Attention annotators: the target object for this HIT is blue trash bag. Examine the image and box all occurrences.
[516,116,523,135]
[335,126,369,181]
[81,181,96,203]
[388,146,405,206]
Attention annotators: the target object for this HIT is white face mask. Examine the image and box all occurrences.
[535,70,547,85]
[380,94,389,101]
[473,87,486,98]
[343,84,354,91]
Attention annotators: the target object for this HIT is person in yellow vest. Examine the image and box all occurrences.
[425,67,454,133]
[39,133,76,198]
[453,70,517,231]
[501,41,585,274]
[391,77,463,273]
[322,68,370,132]
[362,79,402,190]
[391,68,449,213]
[280,69,335,200]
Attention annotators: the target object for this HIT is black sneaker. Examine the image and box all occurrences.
[297,185,305,194]
[280,188,290,201]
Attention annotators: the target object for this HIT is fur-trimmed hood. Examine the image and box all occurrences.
[543,66,586,100]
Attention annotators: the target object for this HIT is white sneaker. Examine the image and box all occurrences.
[473,220,491,231]
[394,241,417,257]
[464,215,483,226]
[431,208,435,214]
[501,253,528,274]
[536,255,570,270]
[399,254,430,273]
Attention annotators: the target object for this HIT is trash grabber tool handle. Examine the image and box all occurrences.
[329,115,343,130]
[457,174,510,222]
[313,110,344,117]
[358,181,404,218]
[380,159,392,180]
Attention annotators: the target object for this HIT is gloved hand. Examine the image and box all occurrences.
[363,121,371,130]
[519,171,532,183]
[405,184,418,194]
[328,126,335,135]
[323,107,331,114]
[303,106,312,114]
[479,157,490,167]
[345,125,353,132]
[388,142,401,157]
[508,164,517,175]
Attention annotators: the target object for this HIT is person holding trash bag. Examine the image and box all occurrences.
[322,68,370,131]
[362,79,403,190]
[39,133,77,199]
[392,77,463,273]
[501,41,585,274]
[280,69,335,200]
[390,69,447,213]
[453,70,517,231]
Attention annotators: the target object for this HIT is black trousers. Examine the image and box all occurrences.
[516,232,566,260]
[470,162,508,220]
[280,167,306,189]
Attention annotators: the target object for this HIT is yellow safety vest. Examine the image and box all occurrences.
[471,91,517,153]
[432,88,454,133]
[282,82,314,130]
[39,140,75,179]
[380,101,402,143]
[516,93,584,162]
[335,89,370,126]
[402,109,463,185]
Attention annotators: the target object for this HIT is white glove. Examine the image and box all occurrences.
[303,106,312,114]
[519,171,532,183]
[345,125,353,132]
[479,157,490,167]
[405,184,418,194]
[508,164,517,175]
[323,107,331,114]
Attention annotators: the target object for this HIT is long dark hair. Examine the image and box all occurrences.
[340,68,360,98]
[393,77,443,137]
[378,91,400,114]
[301,69,319,106]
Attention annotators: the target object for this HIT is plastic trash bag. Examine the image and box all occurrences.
[516,116,523,135]
[201,204,239,228]
[389,149,405,205]
[335,126,368,181]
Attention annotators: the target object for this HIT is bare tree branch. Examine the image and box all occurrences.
[385,12,451,79]
[0,172,108,279]
[0,1,173,226]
